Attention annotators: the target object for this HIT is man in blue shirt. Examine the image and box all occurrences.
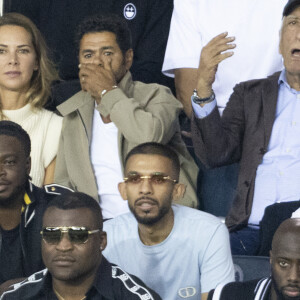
[103,142,234,300]
[191,0,300,255]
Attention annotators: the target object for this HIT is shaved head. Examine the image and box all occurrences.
[270,218,300,300]
[271,218,300,255]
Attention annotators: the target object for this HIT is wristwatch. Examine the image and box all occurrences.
[191,89,215,104]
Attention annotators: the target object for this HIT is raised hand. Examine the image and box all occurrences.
[79,58,117,103]
[196,32,236,98]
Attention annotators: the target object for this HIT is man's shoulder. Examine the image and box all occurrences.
[27,183,73,210]
[31,183,73,200]
[234,71,281,91]
[104,212,136,231]
[173,205,224,227]
[56,90,93,117]
[208,278,271,300]
[0,269,47,300]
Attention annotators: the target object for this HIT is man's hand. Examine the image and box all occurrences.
[196,32,236,98]
[79,58,117,103]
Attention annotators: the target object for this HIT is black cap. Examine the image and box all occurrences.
[283,0,300,17]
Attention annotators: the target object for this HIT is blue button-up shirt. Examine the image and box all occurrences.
[193,70,300,225]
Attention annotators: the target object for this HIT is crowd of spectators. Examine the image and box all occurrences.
[1,0,300,299]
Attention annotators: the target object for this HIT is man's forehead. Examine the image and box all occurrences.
[80,31,117,46]
[0,135,23,153]
[125,154,173,171]
[273,231,300,256]
[43,207,96,227]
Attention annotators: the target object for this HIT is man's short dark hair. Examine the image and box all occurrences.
[125,142,181,178]
[45,192,103,230]
[76,14,132,54]
[0,120,31,157]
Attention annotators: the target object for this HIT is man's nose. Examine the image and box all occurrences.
[139,177,154,194]
[288,264,300,283]
[92,53,104,66]
[55,233,73,251]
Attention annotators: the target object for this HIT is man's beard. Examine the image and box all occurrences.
[128,198,171,225]
[272,275,300,300]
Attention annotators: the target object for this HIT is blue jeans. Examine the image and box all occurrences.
[230,227,260,255]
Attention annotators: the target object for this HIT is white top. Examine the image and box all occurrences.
[103,205,234,300]
[90,107,129,219]
[3,104,62,187]
[162,0,285,113]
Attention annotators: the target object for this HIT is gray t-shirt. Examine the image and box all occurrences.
[103,205,234,300]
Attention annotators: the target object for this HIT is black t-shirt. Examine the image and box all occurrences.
[0,225,24,284]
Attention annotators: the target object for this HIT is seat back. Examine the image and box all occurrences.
[233,255,270,282]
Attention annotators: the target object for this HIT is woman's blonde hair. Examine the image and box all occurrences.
[0,13,58,116]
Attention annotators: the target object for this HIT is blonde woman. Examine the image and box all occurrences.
[0,13,62,186]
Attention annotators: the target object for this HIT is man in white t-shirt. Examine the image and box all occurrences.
[54,14,198,220]
[103,142,234,300]
[162,0,286,217]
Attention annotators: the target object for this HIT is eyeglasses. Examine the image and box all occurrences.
[40,226,100,244]
[123,172,177,184]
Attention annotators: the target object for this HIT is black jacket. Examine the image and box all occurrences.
[0,182,72,280]
[1,257,162,299]
[207,278,272,300]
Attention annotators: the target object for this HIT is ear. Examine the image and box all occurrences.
[269,250,273,265]
[118,182,128,201]
[99,231,107,252]
[124,49,133,70]
[26,156,31,176]
[172,183,186,202]
[33,59,39,71]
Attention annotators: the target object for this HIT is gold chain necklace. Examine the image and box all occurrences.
[53,287,87,300]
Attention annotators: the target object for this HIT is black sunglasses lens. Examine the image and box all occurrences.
[69,228,89,243]
[42,228,62,244]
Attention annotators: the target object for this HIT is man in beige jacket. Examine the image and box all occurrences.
[54,14,198,219]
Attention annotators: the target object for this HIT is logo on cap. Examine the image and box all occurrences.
[124,3,137,20]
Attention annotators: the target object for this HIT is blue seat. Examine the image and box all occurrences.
[233,255,270,282]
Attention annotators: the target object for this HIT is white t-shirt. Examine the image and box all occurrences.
[90,107,129,219]
[162,0,286,113]
[103,205,234,300]
[3,104,62,187]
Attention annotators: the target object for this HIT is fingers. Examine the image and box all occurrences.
[203,32,236,62]
[103,57,113,71]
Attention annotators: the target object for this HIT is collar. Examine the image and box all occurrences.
[278,69,289,86]
[39,258,113,299]
[89,256,114,299]
[57,71,133,117]
[254,277,272,300]
[278,69,300,94]
[22,181,37,227]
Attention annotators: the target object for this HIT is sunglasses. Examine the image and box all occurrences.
[123,172,177,184]
[40,226,100,244]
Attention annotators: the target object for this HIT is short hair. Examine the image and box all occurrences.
[76,14,132,55]
[0,120,31,157]
[124,142,181,178]
[0,13,58,118]
[45,192,103,230]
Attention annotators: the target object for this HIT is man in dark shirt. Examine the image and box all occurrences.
[1,192,161,299]
[207,217,300,300]
[0,120,71,288]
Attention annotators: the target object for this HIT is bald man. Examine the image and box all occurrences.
[207,218,300,300]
